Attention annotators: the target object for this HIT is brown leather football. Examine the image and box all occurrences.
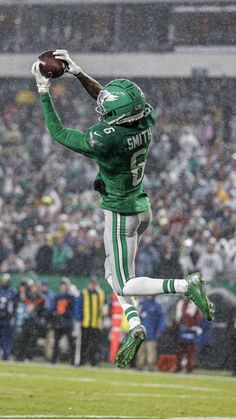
[38,50,68,79]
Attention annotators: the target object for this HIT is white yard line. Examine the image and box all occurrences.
[110,392,236,400]
[0,372,221,393]
[109,380,219,392]
[1,361,234,382]
[0,371,219,393]
[0,372,96,383]
[111,392,192,398]
[95,367,235,382]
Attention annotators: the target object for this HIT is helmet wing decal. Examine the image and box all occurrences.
[98,90,124,106]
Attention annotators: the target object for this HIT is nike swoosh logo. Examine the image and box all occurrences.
[94,131,102,137]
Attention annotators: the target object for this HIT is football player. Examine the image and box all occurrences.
[31,51,214,368]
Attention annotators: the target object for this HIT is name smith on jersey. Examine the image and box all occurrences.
[127,127,152,150]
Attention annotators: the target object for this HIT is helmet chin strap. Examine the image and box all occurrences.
[95,105,104,122]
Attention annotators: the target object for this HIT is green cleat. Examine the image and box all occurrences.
[185,272,214,321]
[114,324,146,368]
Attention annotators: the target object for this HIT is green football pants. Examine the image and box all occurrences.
[104,209,152,296]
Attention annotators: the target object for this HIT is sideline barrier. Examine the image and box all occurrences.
[5,272,112,293]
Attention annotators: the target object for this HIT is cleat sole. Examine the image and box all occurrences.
[199,277,214,321]
[114,325,146,368]
[185,272,214,321]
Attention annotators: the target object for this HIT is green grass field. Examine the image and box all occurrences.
[0,362,235,419]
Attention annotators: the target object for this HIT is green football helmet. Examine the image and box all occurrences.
[96,79,145,125]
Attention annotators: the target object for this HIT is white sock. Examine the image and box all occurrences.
[107,276,141,330]
[174,279,188,293]
[122,277,188,296]
[118,295,141,329]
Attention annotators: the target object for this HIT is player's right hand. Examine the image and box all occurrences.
[31,62,51,94]
[53,50,82,76]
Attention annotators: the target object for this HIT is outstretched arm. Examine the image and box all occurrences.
[75,71,103,100]
[31,62,97,158]
[53,50,103,100]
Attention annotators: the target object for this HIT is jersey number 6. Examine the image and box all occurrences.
[130,148,146,187]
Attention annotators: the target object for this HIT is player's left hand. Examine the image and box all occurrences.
[53,50,82,76]
[31,62,51,94]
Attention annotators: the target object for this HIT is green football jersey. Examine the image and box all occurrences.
[40,94,157,214]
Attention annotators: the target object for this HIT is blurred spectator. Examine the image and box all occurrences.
[51,277,75,364]
[196,115,214,146]
[0,236,14,265]
[52,236,73,274]
[197,242,223,285]
[0,274,15,360]
[76,278,105,367]
[228,304,236,376]
[136,235,160,277]
[39,279,55,315]
[197,316,213,370]
[136,297,165,371]
[174,298,202,373]
[178,127,198,156]
[13,280,29,361]
[158,240,183,279]
[18,234,43,270]
[39,279,56,360]
[35,237,53,274]
[0,253,25,273]
[13,279,45,361]
[179,239,195,276]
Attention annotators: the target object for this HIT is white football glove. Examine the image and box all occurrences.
[31,62,51,94]
[53,50,81,76]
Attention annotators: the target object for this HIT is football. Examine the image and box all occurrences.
[38,50,68,79]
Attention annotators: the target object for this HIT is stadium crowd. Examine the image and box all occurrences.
[0,4,235,53]
[0,77,236,286]
[0,4,171,53]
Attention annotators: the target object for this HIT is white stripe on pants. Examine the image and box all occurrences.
[103,208,152,296]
